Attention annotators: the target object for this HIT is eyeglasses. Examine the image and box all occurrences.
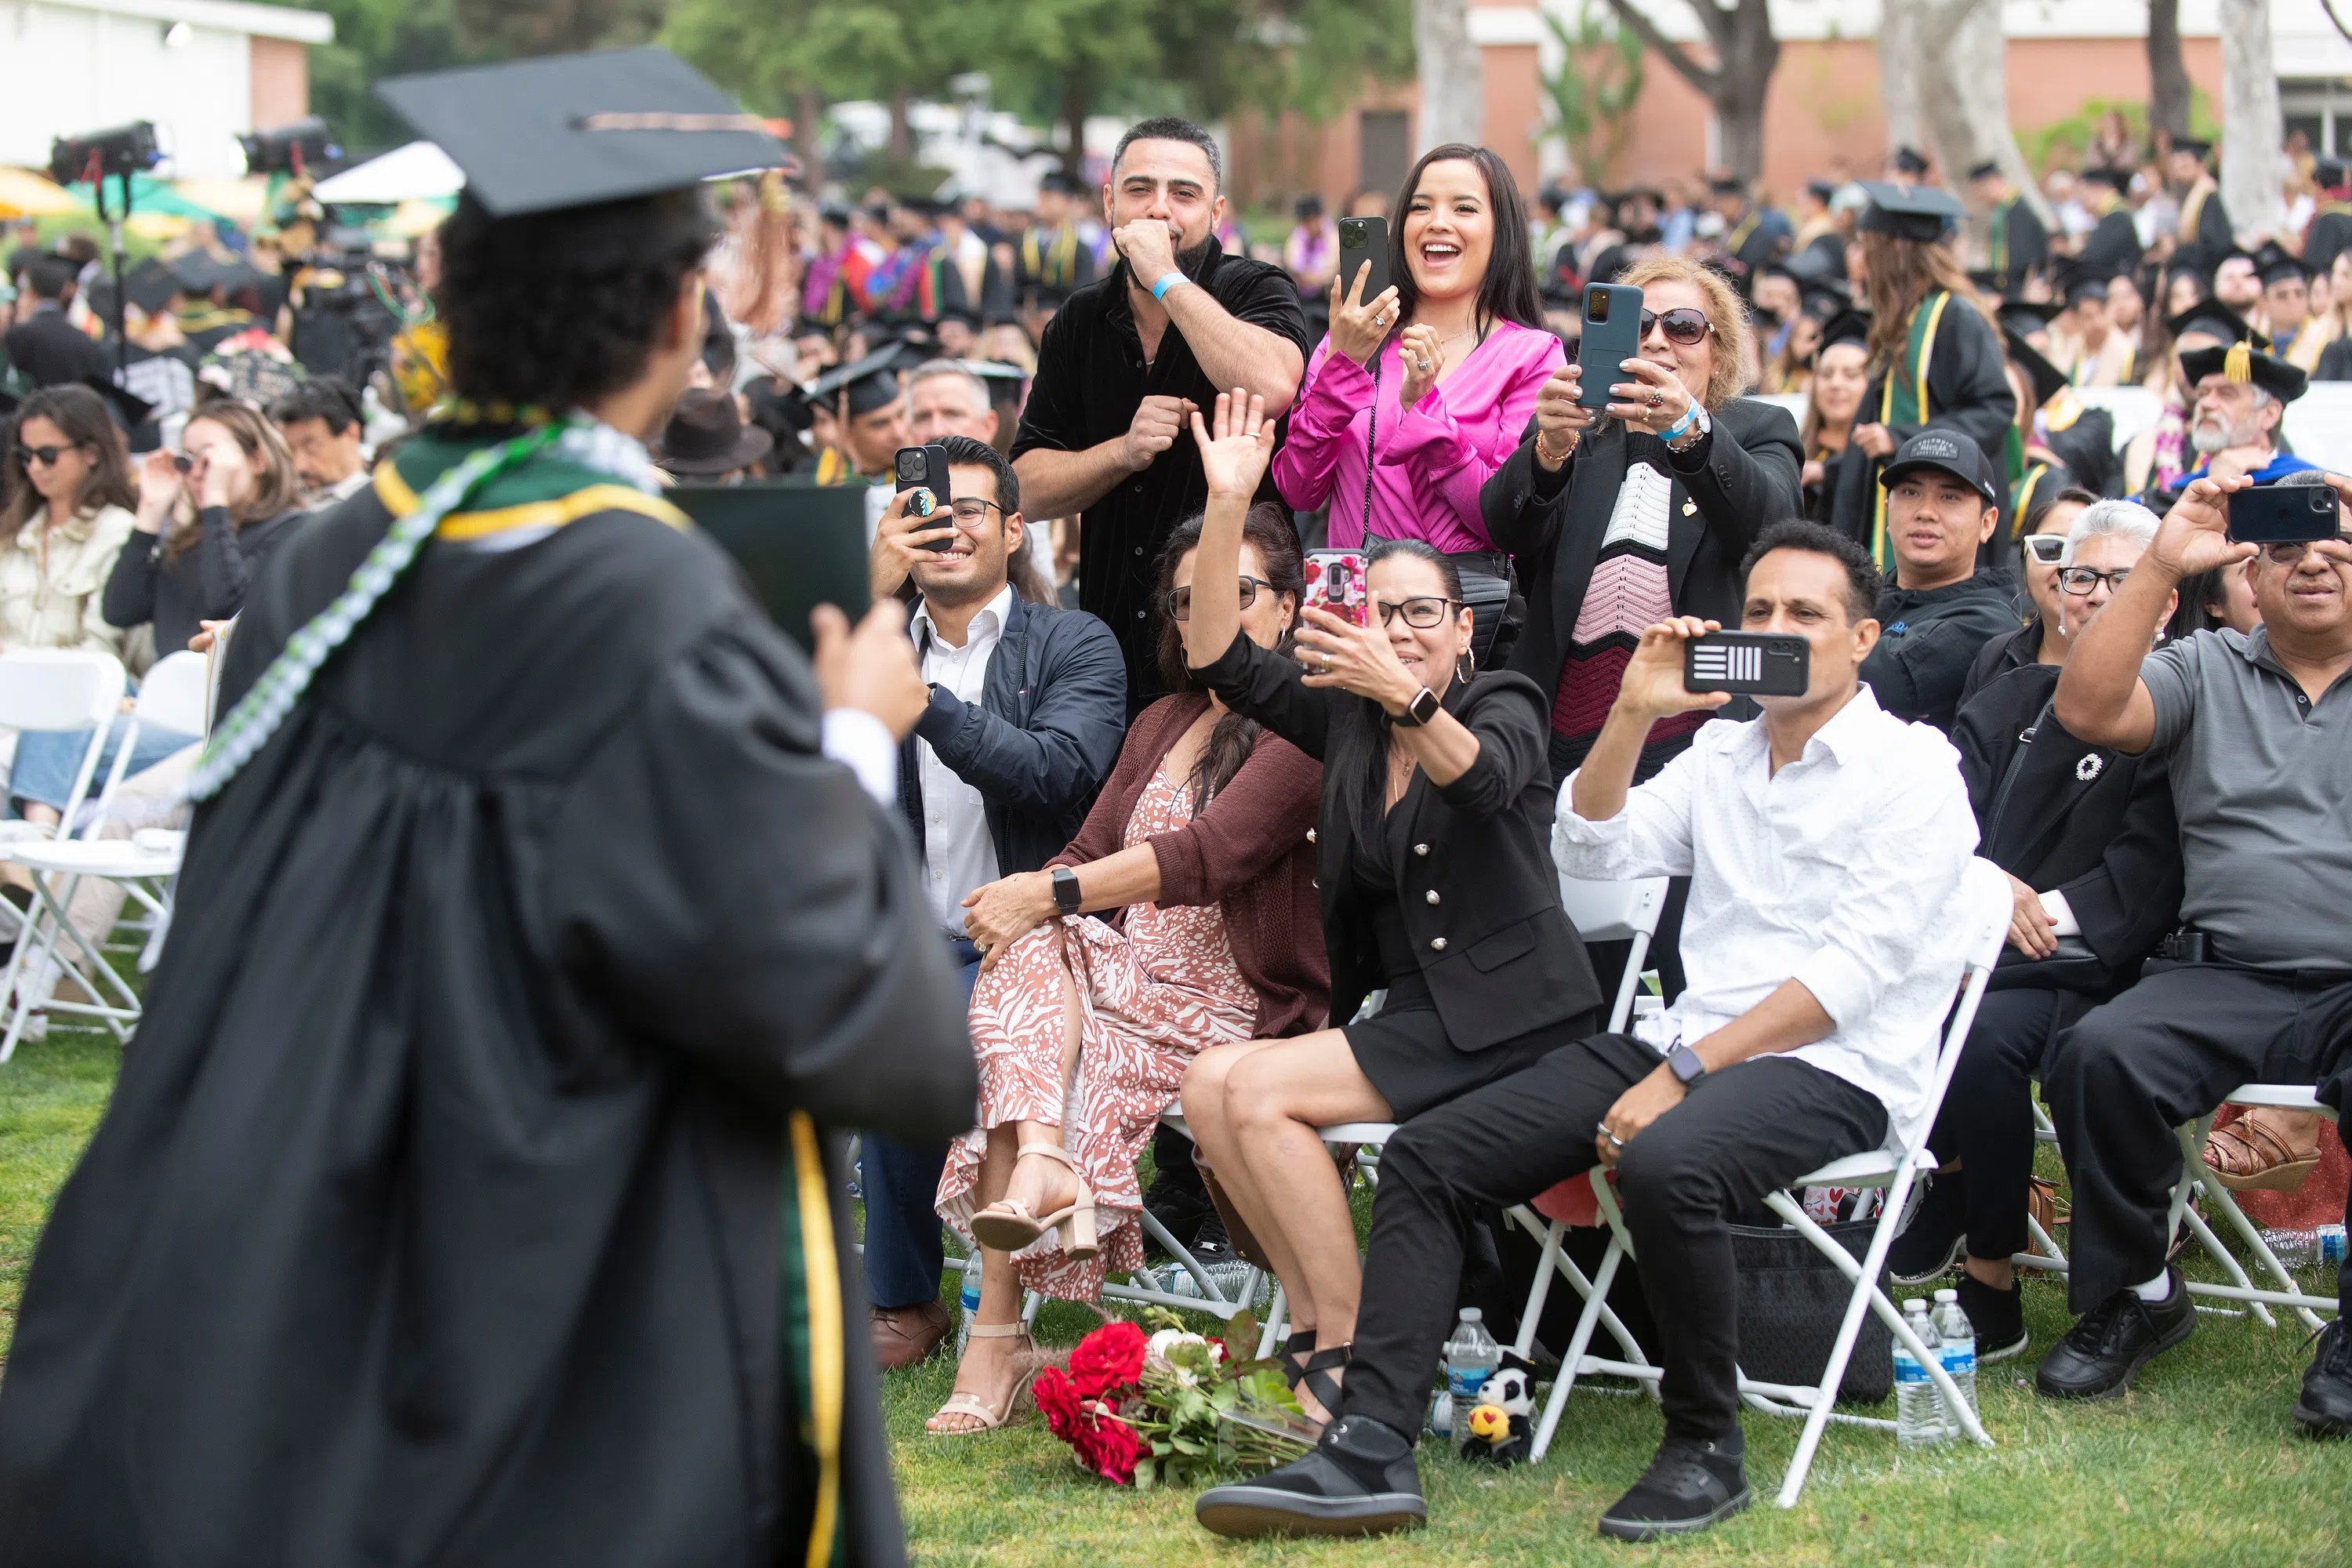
[13,444,85,470]
[943,498,1004,528]
[1163,577,1272,621]
[2024,534,2067,565]
[1640,307,1714,347]
[1375,596,1465,629]
[2059,566,2132,595]
[2259,538,2350,566]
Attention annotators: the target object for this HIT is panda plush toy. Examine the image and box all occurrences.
[1457,1352,1537,1467]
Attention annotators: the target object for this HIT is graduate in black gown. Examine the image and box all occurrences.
[0,49,971,1568]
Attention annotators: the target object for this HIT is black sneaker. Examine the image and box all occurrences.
[1142,1184,1209,1260]
[2034,1268,2195,1399]
[1195,1414,1425,1539]
[1596,1432,1751,1542]
[1889,1174,1966,1286]
[1190,1208,1232,1262]
[1955,1273,2029,1364]
[2294,1319,2352,1439]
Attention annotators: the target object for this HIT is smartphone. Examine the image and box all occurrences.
[2227,480,2343,544]
[1685,631,1809,697]
[894,443,952,549]
[1303,550,1368,628]
[1577,283,1645,411]
[1337,216,1392,310]
[171,453,193,475]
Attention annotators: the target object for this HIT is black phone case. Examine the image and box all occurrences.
[2227,481,2341,544]
[895,443,952,546]
[1577,283,1645,410]
[1337,217,1392,307]
[1685,632,1809,696]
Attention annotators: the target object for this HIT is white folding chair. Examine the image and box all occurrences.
[0,652,209,1057]
[0,648,128,854]
[1525,857,2013,1509]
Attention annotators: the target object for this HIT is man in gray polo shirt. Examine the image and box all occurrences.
[2042,470,2352,1432]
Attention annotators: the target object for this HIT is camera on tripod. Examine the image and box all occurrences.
[49,122,161,187]
[240,118,340,179]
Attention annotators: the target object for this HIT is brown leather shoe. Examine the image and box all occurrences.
[871,1301,951,1370]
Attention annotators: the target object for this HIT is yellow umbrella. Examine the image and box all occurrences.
[171,176,269,227]
[0,166,85,219]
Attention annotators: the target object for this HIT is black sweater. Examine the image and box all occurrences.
[103,505,304,654]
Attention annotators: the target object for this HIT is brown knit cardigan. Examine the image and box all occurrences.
[1047,691,1329,1037]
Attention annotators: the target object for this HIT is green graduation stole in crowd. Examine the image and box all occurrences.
[1022,222,1083,290]
[1988,204,2009,277]
[1870,290,1953,568]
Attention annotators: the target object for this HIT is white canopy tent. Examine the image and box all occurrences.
[313,140,463,205]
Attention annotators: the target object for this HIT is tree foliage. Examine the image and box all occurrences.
[1540,2,1644,190]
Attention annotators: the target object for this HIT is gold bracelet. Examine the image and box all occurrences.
[1534,430,1576,466]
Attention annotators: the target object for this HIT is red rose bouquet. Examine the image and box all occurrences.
[1033,1308,1315,1489]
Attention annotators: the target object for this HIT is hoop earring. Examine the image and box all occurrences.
[1456,648,1476,684]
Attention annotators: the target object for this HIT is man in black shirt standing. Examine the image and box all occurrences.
[1011,117,1311,712]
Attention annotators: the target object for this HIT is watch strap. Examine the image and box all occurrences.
[1051,865,1083,913]
[1667,1042,1708,1087]
[1396,686,1440,727]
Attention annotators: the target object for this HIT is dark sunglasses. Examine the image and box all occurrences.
[2024,534,2067,565]
[1163,576,1272,622]
[1375,596,1465,629]
[1641,307,1714,347]
[13,443,86,469]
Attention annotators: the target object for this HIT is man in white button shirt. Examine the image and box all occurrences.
[1195,521,1977,1545]
[857,434,1127,1374]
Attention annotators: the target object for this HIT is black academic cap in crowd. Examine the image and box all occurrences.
[373,48,786,218]
[1998,299,2064,341]
[2172,135,2214,161]
[1804,179,1837,204]
[2060,269,2111,310]
[1965,159,2002,182]
[1891,145,1932,178]
[1857,180,1964,242]
[806,343,906,417]
[935,303,981,330]
[2002,327,2068,408]
[1708,174,1747,197]
[2166,299,2267,350]
[1799,278,1850,321]
[123,259,180,313]
[958,358,1029,383]
[79,374,154,433]
[2255,241,2311,289]
[1816,307,1871,357]
[2179,339,2307,403]
[172,252,230,295]
[2078,165,2134,194]
[2317,157,2351,191]
[1038,169,1083,197]
[1879,427,1999,505]
[818,201,853,227]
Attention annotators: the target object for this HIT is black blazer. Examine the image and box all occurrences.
[1196,631,1602,1050]
[1481,400,1803,716]
[1952,662,2182,993]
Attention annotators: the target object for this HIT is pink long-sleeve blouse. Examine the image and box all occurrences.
[1272,318,1564,554]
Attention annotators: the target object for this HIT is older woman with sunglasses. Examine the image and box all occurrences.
[1481,253,1802,784]
[1273,143,1561,663]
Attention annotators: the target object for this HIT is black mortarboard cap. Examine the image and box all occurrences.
[1816,307,1871,356]
[2179,339,2307,403]
[125,259,180,314]
[2255,241,2310,289]
[2078,165,2133,194]
[1891,145,1931,177]
[2172,135,2213,161]
[1708,174,1746,197]
[2002,327,2067,408]
[1038,170,1082,198]
[1799,278,1850,321]
[2061,270,2110,310]
[935,303,982,329]
[1965,159,2001,182]
[818,201,853,227]
[806,343,906,418]
[172,252,230,296]
[1857,180,1964,242]
[1998,299,2064,340]
[2166,299,2267,350]
[958,358,1029,383]
[373,48,786,218]
[2317,158,2350,191]
[80,374,154,433]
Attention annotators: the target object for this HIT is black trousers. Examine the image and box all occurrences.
[1342,1035,1886,1444]
[1921,986,2064,1262]
[2042,962,2352,1316]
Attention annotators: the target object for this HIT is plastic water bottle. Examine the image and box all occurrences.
[1443,1308,1501,1414]
[2264,1224,2349,1270]
[953,1274,982,1357]
[1931,1287,1977,1431]
[1893,1298,1947,1448]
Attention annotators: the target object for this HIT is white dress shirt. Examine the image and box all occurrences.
[911,584,1014,935]
[1555,685,1981,1149]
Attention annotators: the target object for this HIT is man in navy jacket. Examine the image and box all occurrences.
[864,433,1127,1368]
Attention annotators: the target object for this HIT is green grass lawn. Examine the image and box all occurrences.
[1,1034,2345,1566]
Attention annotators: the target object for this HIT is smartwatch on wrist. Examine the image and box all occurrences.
[1051,866,1083,914]
[1665,1041,1708,1087]
[1393,686,1443,728]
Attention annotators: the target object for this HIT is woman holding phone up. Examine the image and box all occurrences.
[1272,144,1562,664]
[1181,390,1602,1425]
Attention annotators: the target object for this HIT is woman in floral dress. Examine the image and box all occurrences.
[927,504,1328,1435]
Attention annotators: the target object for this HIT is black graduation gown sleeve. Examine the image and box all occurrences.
[546,612,975,1143]
[2078,210,2143,280]
[2318,336,2352,382]
[2306,211,2352,280]
[2005,199,2050,281]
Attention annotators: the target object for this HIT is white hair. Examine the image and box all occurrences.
[906,358,992,412]
[2062,498,2160,565]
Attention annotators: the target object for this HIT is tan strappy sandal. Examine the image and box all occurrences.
[925,1323,1037,1435]
[970,1142,1098,1258]
[2204,1109,2325,1192]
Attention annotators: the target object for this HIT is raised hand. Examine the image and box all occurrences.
[2150,474,2256,579]
[1533,362,1595,467]
[811,600,928,740]
[1327,261,1400,368]
[1397,324,1446,410]
[1189,388,1275,499]
[869,485,960,600]
[1615,617,1733,722]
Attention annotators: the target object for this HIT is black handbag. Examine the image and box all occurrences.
[1727,1214,1895,1406]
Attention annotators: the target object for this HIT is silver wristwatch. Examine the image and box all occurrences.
[1668,401,1711,451]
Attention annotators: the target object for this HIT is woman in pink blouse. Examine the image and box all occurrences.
[1274,143,1561,662]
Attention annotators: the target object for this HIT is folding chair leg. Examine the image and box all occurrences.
[2173,1120,2279,1329]
[1530,1240,1631,1464]
[1508,1210,1566,1361]
[2187,1138,2330,1330]
[1257,1284,1287,1359]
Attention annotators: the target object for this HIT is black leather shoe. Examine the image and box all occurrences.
[1190,1208,1232,1262]
[2034,1269,2195,1399]
[1955,1273,2028,1363]
[1597,1431,1751,1541]
[2294,1319,2352,1439]
[1889,1174,1965,1285]
[1196,1414,1425,1539]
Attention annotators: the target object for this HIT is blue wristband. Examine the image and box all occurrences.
[1151,270,1188,302]
[1662,403,1698,441]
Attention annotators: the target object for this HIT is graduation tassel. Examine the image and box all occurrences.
[185,416,662,804]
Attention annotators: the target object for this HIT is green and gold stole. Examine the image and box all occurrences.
[1870,290,1953,568]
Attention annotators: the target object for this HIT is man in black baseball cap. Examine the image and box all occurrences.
[1860,428,2020,732]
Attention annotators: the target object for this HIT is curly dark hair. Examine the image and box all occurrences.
[1152,503,1304,811]
[437,187,719,412]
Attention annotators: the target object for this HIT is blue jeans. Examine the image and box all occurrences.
[861,935,982,1310]
[9,717,199,816]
